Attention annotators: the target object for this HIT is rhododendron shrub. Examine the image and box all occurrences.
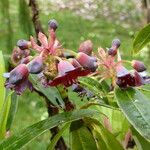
[0,20,150,150]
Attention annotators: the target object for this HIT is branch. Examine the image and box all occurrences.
[29,0,44,39]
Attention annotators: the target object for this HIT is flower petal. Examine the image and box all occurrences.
[38,32,48,48]
[49,68,90,87]
[30,36,43,52]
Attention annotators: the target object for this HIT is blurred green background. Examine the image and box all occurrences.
[0,0,150,149]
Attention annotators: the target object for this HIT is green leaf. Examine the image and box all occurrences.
[98,106,130,141]
[29,74,64,107]
[0,51,6,113]
[92,128,108,150]
[115,87,150,140]
[80,77,109,94]
[6,93,18,130]
[69,120,97,150]
[0,109,98,150]
[132,127,150,150]
[0,91,13,140]
[47,123,70,150]
[85,118,124,150]
[133,23,150,54]
[79,77,110,102]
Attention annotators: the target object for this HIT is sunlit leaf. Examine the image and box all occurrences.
[0,51,6,113]
[115,87,150,140]
[0,109,98,150]
[0,91,13,140]
[133,23,150,54]
[97,106,130,142]
[6,93,18,130]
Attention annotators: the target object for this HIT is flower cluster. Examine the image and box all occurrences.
[3,19,150,95]
[4,19,97,94]
[97,39,149,89]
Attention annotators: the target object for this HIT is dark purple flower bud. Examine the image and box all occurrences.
[108,39,120,56]
[9,64,29,84]
[78,40,93,55]
[131,60,147,72]
[48,19,58,31]
[76,52,97,72]
[112,39,121,48]
[17,39,31,50]
[27,56,43,74]
[108,47,117,56]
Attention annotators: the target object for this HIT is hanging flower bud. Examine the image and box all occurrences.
[27,56,43,74]
[76,52,97,72]
[48,19,58,31]
[108,39,121,56]
[78,40,93,55]
[108,47,117,56]
[116,65,135,88]
[131,60,147,72]
[17,39,31,50]
[112,39,121,48]
[9,64,29,84]
[4,64,32,95]
[68,58,81,68]
[49,60,90,87]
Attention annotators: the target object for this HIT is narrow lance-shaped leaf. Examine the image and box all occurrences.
[6,93,18,130]
[0,91,13,140]
[115,87,150,141]
[133,23,150,54]
[0,51,6,112]
[0,109,98,150]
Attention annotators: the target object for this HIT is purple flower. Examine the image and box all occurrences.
[49,60,90,87]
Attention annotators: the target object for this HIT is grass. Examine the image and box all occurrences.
[0,4,148,150]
